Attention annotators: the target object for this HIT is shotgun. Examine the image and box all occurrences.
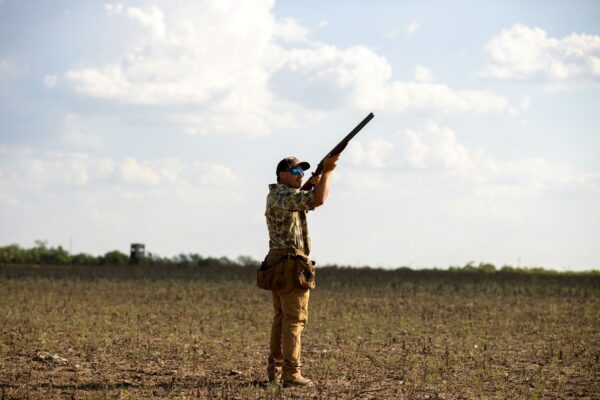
[301,112,375,191]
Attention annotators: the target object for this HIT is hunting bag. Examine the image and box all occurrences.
[257,259,285,291]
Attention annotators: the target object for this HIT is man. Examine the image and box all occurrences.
[263,154,339,387]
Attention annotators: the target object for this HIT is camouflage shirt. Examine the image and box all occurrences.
[265,183,316,255]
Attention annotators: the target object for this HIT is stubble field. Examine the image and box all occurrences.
[0,264,599,399]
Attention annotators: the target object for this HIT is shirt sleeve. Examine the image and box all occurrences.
[278,188,316,212]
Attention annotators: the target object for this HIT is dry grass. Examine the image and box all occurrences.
[1,264,599,399]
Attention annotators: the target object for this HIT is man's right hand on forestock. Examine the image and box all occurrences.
[322,154,339,173]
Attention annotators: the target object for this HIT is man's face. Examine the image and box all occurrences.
[278,167,304,189]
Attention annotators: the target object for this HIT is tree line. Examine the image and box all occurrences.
[0,242,597,275]
[0,241,260,268]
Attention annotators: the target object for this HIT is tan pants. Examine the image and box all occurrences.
[265,250,310,381]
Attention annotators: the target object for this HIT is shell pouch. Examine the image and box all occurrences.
[293,257,316,290]
[257,259,285,291]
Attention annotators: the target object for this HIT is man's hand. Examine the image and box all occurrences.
[313,155,338,206]
[308,174,321,186]
[322,154,339,173]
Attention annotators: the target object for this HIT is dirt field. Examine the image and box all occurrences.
[1,264,599,399]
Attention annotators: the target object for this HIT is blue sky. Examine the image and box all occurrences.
[1,0,599,269]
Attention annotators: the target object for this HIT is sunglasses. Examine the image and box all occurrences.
[290,167,304,176]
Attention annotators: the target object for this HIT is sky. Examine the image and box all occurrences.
[1,0,599,270]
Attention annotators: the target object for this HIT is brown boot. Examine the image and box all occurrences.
[267,355,282,385]
[282,375,314,387]
[268,376,281,385]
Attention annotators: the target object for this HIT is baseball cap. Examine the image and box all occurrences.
[276,156,311,176]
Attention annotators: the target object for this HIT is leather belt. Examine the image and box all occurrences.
[268,248,306,257]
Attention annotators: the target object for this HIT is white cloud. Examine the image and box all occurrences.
[345,123,600,198]
[63,2,515,138]
[481,24,600,86]
[174,105,295,137]
[65,67,132,101]
[63,114,103,150]
[193,162,239,186]
[405,22,420,37]
[120,158,160,185]
[343,171,392,190]
[0,145,32,157]
[151,158,184,184]
[394,123,600,196]
[66,6,262,105]
[397,124,474,172]
[65,1,294,136]
[283,45,392,89]
[275,17,309,43]
[105,3,166,39]
[279,45,515,114]
[103,3,123,13]
[1,149,238,196]
[384,82,515,115]
[17,153,116,187]
[384,29,399,40]
[119,157,184,186]
[414,65,434,82]
[42,75,58,88]
[396,129,429,168]
[346,139,394,168]
[0,57,19,79]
